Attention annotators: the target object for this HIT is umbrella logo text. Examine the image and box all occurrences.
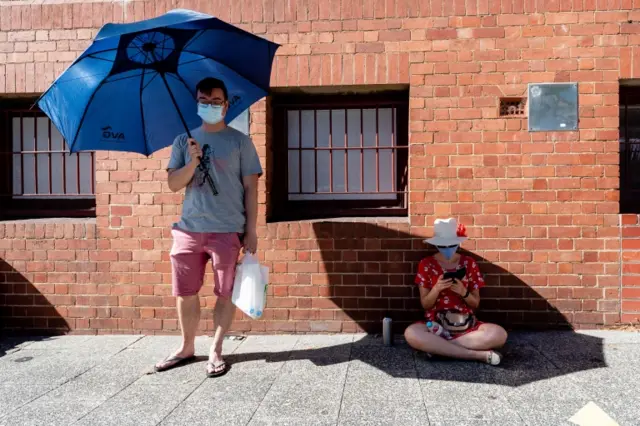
[101,126,125,142]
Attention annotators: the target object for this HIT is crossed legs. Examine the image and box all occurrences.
[404,322,507,364]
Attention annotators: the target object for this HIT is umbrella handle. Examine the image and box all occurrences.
[190,140,219,195]
[189,140,203,164]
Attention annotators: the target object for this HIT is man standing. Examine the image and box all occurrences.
[154,77,262,377]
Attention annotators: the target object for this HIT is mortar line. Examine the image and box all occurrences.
[245,335,301,425]
[619,212,623,323]
[68,335,148,424]
[412,350,431,426]
[335,334,355,426]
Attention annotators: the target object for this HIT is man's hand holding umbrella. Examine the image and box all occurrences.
[166,138,201,192]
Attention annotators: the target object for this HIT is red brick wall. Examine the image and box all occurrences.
[2,0,640,334]
[622,214,640,324]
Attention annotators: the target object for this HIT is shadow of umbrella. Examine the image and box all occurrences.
[221,330,608,387]
[0,259,68,356]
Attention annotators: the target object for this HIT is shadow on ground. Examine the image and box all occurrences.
[0,259,67,355]
[220,332,608,387]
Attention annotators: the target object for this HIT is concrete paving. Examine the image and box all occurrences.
[0,331,638,425]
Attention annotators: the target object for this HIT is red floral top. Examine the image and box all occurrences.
[414,254,485,321]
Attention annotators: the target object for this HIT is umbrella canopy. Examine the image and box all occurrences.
[36,9,279,156]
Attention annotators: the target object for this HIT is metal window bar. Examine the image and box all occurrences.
[1,110,96,198]
[287,106,407,197]
[298,109,302,193]
[360,108,364,192]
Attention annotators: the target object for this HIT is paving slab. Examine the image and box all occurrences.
[0,383,57,420]
[338,407,428,426]
[248,374,344,425]
[594,398,640,426]
[425,395,524,425]
[160,369,279,426]
[74,382,198,426]
[514,399,609,426]
[349,345,416,374]
[339,360,425,425]
[0,390,100,426]
[249,354,348,425]
[418,361,508,397]
[0,349,110,387]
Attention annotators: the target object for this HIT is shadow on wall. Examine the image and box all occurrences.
[311,221,574,334]
[0,259,69,349]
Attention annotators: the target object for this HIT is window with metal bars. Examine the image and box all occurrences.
[0,99,96,219]
[620,86,640,214]
[270,91,409,221]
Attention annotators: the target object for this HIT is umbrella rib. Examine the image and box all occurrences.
[139,68,151,156]
[159,72,192,137]
[86,55,115,63]
[68,79,107,153]
[178,57,211,66]
[180,49,265,91]
[182,29,206,51]
[142,71,160,91]
[102,71,145,85]
[167,73,196,102]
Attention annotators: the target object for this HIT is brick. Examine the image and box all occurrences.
[28,41,56,52]
[425,29,457,39]
[378,30,410,41]
[355,43,385,53]
[8,31,35,42]
[48,29,76,40]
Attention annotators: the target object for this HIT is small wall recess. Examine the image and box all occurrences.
[499,97,527,117]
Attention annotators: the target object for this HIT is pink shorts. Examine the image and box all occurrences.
[170,227,242,298]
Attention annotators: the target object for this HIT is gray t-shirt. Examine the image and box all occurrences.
[167,126,263,233]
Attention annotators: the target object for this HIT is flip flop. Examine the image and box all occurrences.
[154,354,196,372]
[206,360,229,378]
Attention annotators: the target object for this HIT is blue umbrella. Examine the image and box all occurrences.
[36,8,279,157]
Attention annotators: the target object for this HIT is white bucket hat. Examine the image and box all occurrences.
[424,218,468,246]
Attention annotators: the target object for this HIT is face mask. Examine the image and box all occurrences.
[197,103,225,124]
[437,245,458,260]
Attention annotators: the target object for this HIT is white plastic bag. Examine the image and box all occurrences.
[231,253,269,319]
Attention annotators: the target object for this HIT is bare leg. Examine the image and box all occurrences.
[155,295,200,370]
[208,296,236,366]
[177,295,201,355]
[451,323,508,351]
[405,323,493,362]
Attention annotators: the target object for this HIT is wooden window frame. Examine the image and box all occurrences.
[0,99,96,220]
[269,91,409,222]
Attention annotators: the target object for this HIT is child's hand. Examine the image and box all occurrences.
[433,275,453,293]
[450,279,467,296]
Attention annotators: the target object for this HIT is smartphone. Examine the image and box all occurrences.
[443,267,466,281]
